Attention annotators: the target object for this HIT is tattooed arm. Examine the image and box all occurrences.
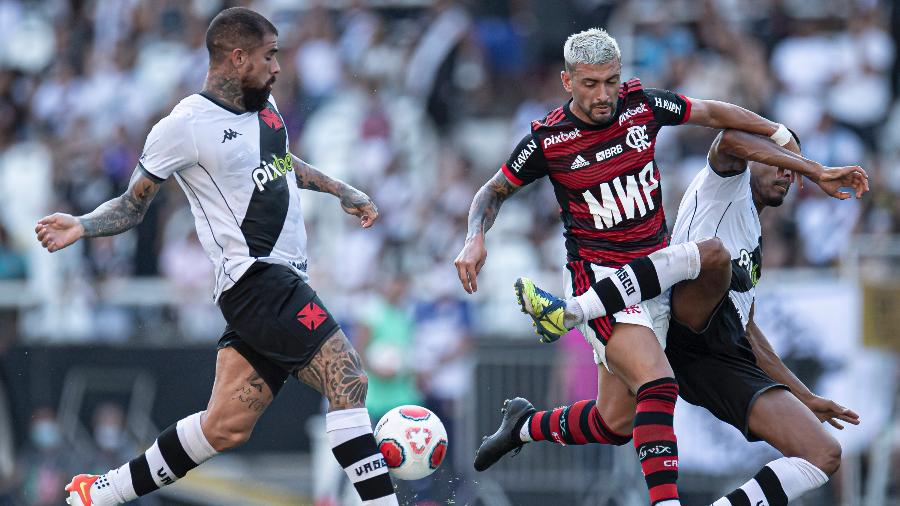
[35,166,161,252]
[453,170,522,293]
[291,154,378,228]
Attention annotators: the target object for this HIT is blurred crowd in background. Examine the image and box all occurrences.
[0,0,897,504]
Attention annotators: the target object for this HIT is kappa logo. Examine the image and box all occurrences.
[571,155,590,169]
[221,129,241,143]
[625,125,651,152]
[296,302,328,330]
[543,128,581,148]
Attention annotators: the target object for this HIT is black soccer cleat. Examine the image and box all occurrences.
[473,397,536,472]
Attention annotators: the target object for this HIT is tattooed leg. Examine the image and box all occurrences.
[201,347,274,451]
[296,329,368,411]
[299,331,398,503]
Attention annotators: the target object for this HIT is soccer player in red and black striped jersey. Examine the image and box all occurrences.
[454,28,805,506]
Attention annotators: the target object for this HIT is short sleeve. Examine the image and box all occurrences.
[500,133,548,187]
[699,164,751,202]
[138,113,197,182]
[645,88,692,126]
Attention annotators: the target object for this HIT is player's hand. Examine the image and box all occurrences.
[454,235,487,294]
[339,188,379,228]
[816,165,869,200]
[803,394,860,430]
[35,213,84,252]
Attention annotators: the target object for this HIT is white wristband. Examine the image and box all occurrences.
[770,124,792,146]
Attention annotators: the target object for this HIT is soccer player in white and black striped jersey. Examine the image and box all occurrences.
[36,7,398,506]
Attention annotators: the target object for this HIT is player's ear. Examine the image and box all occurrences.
[561,70,573,93]
[229,48,246,68]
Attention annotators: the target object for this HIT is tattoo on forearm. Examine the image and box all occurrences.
[295,332,368,410]
[292,155,375,212]
[467,172,519,239]
[292,155,340,194]
[230,372,270,413]
[79,169,159,238]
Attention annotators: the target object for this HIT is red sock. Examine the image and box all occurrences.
[528,399,631,446]
[633,377,680,505]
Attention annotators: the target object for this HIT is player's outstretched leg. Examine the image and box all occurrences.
[66,347,272,505]
[475,364,636,471]
[515,240,715,342]
[515,239,730,342]
[711,389,841,505]
[297,330,398,506]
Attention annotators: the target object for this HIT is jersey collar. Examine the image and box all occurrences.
[198,91,248,115]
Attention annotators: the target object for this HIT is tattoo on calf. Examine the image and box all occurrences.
[296,332,367,409]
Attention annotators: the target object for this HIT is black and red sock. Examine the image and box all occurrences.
[527,399,631,446]
[633,378,680,505]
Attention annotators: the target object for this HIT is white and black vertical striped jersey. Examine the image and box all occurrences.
[670,164,761,329]
[139,93,308,301]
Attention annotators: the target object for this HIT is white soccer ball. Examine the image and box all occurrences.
[374,405,448,480]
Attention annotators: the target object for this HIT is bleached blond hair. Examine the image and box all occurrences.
[563,28,620,71]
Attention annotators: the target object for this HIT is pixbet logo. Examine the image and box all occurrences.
[543,128,581,148]
[618,103,648,125]
[252,153,293,191]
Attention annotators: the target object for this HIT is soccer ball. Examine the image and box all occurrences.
[374,405,448,480]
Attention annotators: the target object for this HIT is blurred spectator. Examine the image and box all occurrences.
[14,407,76,506]
[357,276,422,423]
[0,223,25,280]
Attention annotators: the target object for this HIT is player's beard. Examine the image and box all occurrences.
[242,79,274,112]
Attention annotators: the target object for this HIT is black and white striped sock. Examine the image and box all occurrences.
[571,241,701,322]
[712,457,828,506]
[93,412,217,504]
[326,408,397,505]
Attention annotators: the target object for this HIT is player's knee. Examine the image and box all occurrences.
[698,237,730,273]
[809,436,842,476]
[203,417,254,451]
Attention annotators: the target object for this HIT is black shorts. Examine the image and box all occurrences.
[217,262,340,395]
[665,296,787,442]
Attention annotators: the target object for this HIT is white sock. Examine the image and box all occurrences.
[518,415,533,442]
[94,412,217,505]
[573,241,701,321]
[326,408,398,505]
[712,457,828,505]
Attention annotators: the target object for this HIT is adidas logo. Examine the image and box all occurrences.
[570,155,589,169]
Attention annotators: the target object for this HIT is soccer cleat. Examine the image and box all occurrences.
[65,474,99,506]
[473,397,535,472]
[514,277,567,343]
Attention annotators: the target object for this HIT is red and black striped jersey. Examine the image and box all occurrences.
[500,78,692,267]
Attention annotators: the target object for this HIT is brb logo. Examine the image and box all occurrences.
[581,161,659,229]
[252,153,293,191]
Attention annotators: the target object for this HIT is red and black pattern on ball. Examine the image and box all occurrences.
[378,438,406,469]
[428,439,448,470]
[398,406,431,422]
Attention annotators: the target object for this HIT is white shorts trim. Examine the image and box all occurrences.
[564,263,672,372]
